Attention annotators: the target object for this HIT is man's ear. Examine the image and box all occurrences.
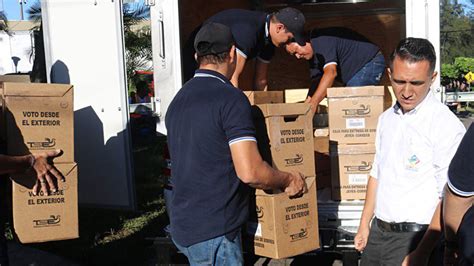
[431,71,438,83]
[275,23,284,33]
[229,45,236,64]
[194,52,197,62]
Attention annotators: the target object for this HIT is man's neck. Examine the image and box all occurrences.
[199,64,232,79]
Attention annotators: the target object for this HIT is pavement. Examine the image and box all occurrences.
[459,114,474,128]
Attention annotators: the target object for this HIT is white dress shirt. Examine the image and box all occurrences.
[370,92,466,224]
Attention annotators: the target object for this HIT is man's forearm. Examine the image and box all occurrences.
[253,61,269,91]
[253,78,268,91]
[444,186,474,243]
[246,160,290,191]
[0,154,32,175]
[359,176,377,227]
[309,72,336,109]
[415,201,443,253]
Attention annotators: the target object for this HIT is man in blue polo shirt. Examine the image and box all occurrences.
[183,7,306,91]
[166,23,306,265]
[444,123,474,266]
[285,27,385,113]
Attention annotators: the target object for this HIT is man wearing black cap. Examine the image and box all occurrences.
[286,27,385,113]
[166,22,306,265]
[443,123,474,266]
[183,7,306,91]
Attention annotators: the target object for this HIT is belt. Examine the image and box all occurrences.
[376,218,428,233]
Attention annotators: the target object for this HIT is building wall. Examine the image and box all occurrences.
[0,30,34,75]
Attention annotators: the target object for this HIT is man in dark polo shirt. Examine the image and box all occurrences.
[285,27,385,113]
[444,123,474,266]
[166,23,306,265]
[183,7,306,90]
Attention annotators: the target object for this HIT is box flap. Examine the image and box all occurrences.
[255,176,316,197]
[2,82,73,97]
[0,75,31,83]
[327,86,385,98]
[330,143,375,155]
[256,103,311,117]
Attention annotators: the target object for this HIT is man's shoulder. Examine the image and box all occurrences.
[209,9,265,23]
[427,96,462,124]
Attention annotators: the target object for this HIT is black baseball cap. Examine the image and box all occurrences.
[275,7,306,46]
[194,22,235,56]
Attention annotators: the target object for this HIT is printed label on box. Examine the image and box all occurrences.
[348,174,368,185]
[346,118,366,129]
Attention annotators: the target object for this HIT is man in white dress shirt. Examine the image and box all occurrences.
[354,38,466,265]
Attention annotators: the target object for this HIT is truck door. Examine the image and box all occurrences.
[406,0,441,100]
[42,0,136,209]
[150,0,182,135]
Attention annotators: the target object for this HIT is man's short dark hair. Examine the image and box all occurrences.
[390,37,436,74]
[196,52,231,65]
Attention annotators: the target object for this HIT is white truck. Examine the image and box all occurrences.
[40,0,440,264]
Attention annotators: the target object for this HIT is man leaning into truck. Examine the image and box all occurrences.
[183,7,306,91]
[285,27,386,114]
[165,22,306,265]
[354,38,466,265]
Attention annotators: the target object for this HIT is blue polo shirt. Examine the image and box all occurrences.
[165,69,256,247]
[309,27,380,93]
[448,123,474,264]
[205,9,275,63]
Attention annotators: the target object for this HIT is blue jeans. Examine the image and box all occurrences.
[346,52,386,86]
[172,233,243,266]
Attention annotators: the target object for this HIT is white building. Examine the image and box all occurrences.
[0,20,37,75]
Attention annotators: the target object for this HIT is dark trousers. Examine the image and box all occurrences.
[0,175,10,266]
[360,219,441,266]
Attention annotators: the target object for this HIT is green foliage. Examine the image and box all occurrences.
[123,3,152,93]
[440,0,474,64]
[26,1,42,25]
[0,11,11,35]
[454,57,474,73]
[442,63,458,79]
[441,57,474,85]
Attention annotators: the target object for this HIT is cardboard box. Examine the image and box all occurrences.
[252,103,315,177]
[247,177,319,259]
[284,89,328,108]
[244,91,284,105]
[12,162,78,243]
[1,82,74,163]
[327,86,383,144]
[0,75,31,83]
[330,144,375,200]
[314,136,331,190]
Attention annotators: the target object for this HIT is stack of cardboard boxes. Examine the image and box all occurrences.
[0,82,78,243]
[244,91,320,259]
[327,86,384,200]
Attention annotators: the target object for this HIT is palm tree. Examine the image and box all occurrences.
[123,3,152,92]
[27,1,46,82]
[0,11,11,35]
